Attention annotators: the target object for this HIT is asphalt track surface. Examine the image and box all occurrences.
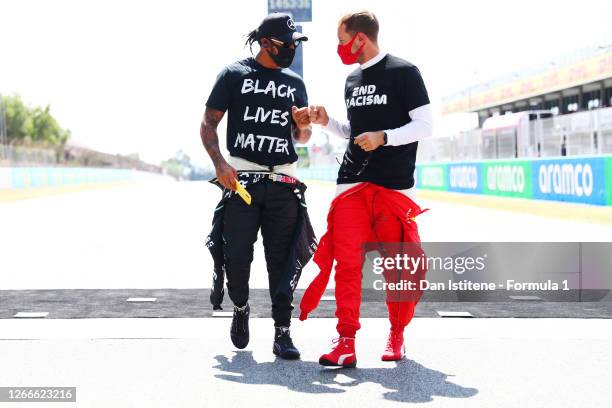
[1,318,611,408]
[1,289,612,319]
[1,180,611,407]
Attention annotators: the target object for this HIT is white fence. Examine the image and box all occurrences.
[0,145,58,167]
[419,107,612,162]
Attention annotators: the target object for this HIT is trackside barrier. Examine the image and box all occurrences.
[0,167,172,190]
[415,155,612,206]
[296,156,611,206]
[296,167,339,182]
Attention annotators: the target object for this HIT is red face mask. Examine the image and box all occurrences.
[337,34,365,65]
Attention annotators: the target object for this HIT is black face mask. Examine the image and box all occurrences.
[268,44,295,68]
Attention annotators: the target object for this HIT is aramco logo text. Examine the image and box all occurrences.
[487,165,525,193]
[538,163,593,197]
[449,165,478,189]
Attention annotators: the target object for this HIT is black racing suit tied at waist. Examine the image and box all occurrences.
[205,171,318,309]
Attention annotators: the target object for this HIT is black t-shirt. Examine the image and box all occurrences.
[337,54,430,189]
[206,57,308,166]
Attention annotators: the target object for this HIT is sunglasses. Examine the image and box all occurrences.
[269,37,301,48]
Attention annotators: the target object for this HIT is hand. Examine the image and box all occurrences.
[215,160,238,191]
[309,105,329,126]
[354,131,385,152]
[291,106,311,130]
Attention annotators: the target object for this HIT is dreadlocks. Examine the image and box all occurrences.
[245,29,258,54]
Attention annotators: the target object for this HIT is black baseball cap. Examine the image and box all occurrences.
[256,13,308,44]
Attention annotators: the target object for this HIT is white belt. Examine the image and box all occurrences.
[228,156,297,178]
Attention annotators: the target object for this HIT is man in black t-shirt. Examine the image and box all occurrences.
[200,13,312,360]
[300,11,434,367]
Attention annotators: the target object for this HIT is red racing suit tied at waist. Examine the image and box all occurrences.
[299,182,429,321]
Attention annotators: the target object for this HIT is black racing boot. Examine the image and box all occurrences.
[273,326,301,360]
[230,303,250,349]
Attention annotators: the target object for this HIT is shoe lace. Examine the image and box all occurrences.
[231,304,249,333]
[332,336,353,350]
[275,327,294,348]
[385,332,402,351]
[276,326,290,336]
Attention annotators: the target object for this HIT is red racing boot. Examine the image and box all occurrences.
[381,330,405,361]
[319,337,357,368]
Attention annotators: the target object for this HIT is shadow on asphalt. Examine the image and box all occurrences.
[214,351,478,403]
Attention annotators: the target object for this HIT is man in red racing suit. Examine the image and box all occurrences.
[299,10,433,367]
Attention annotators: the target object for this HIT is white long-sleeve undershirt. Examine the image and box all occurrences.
[322,103,434,145]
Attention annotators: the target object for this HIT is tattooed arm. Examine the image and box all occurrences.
[200,107,237,191]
